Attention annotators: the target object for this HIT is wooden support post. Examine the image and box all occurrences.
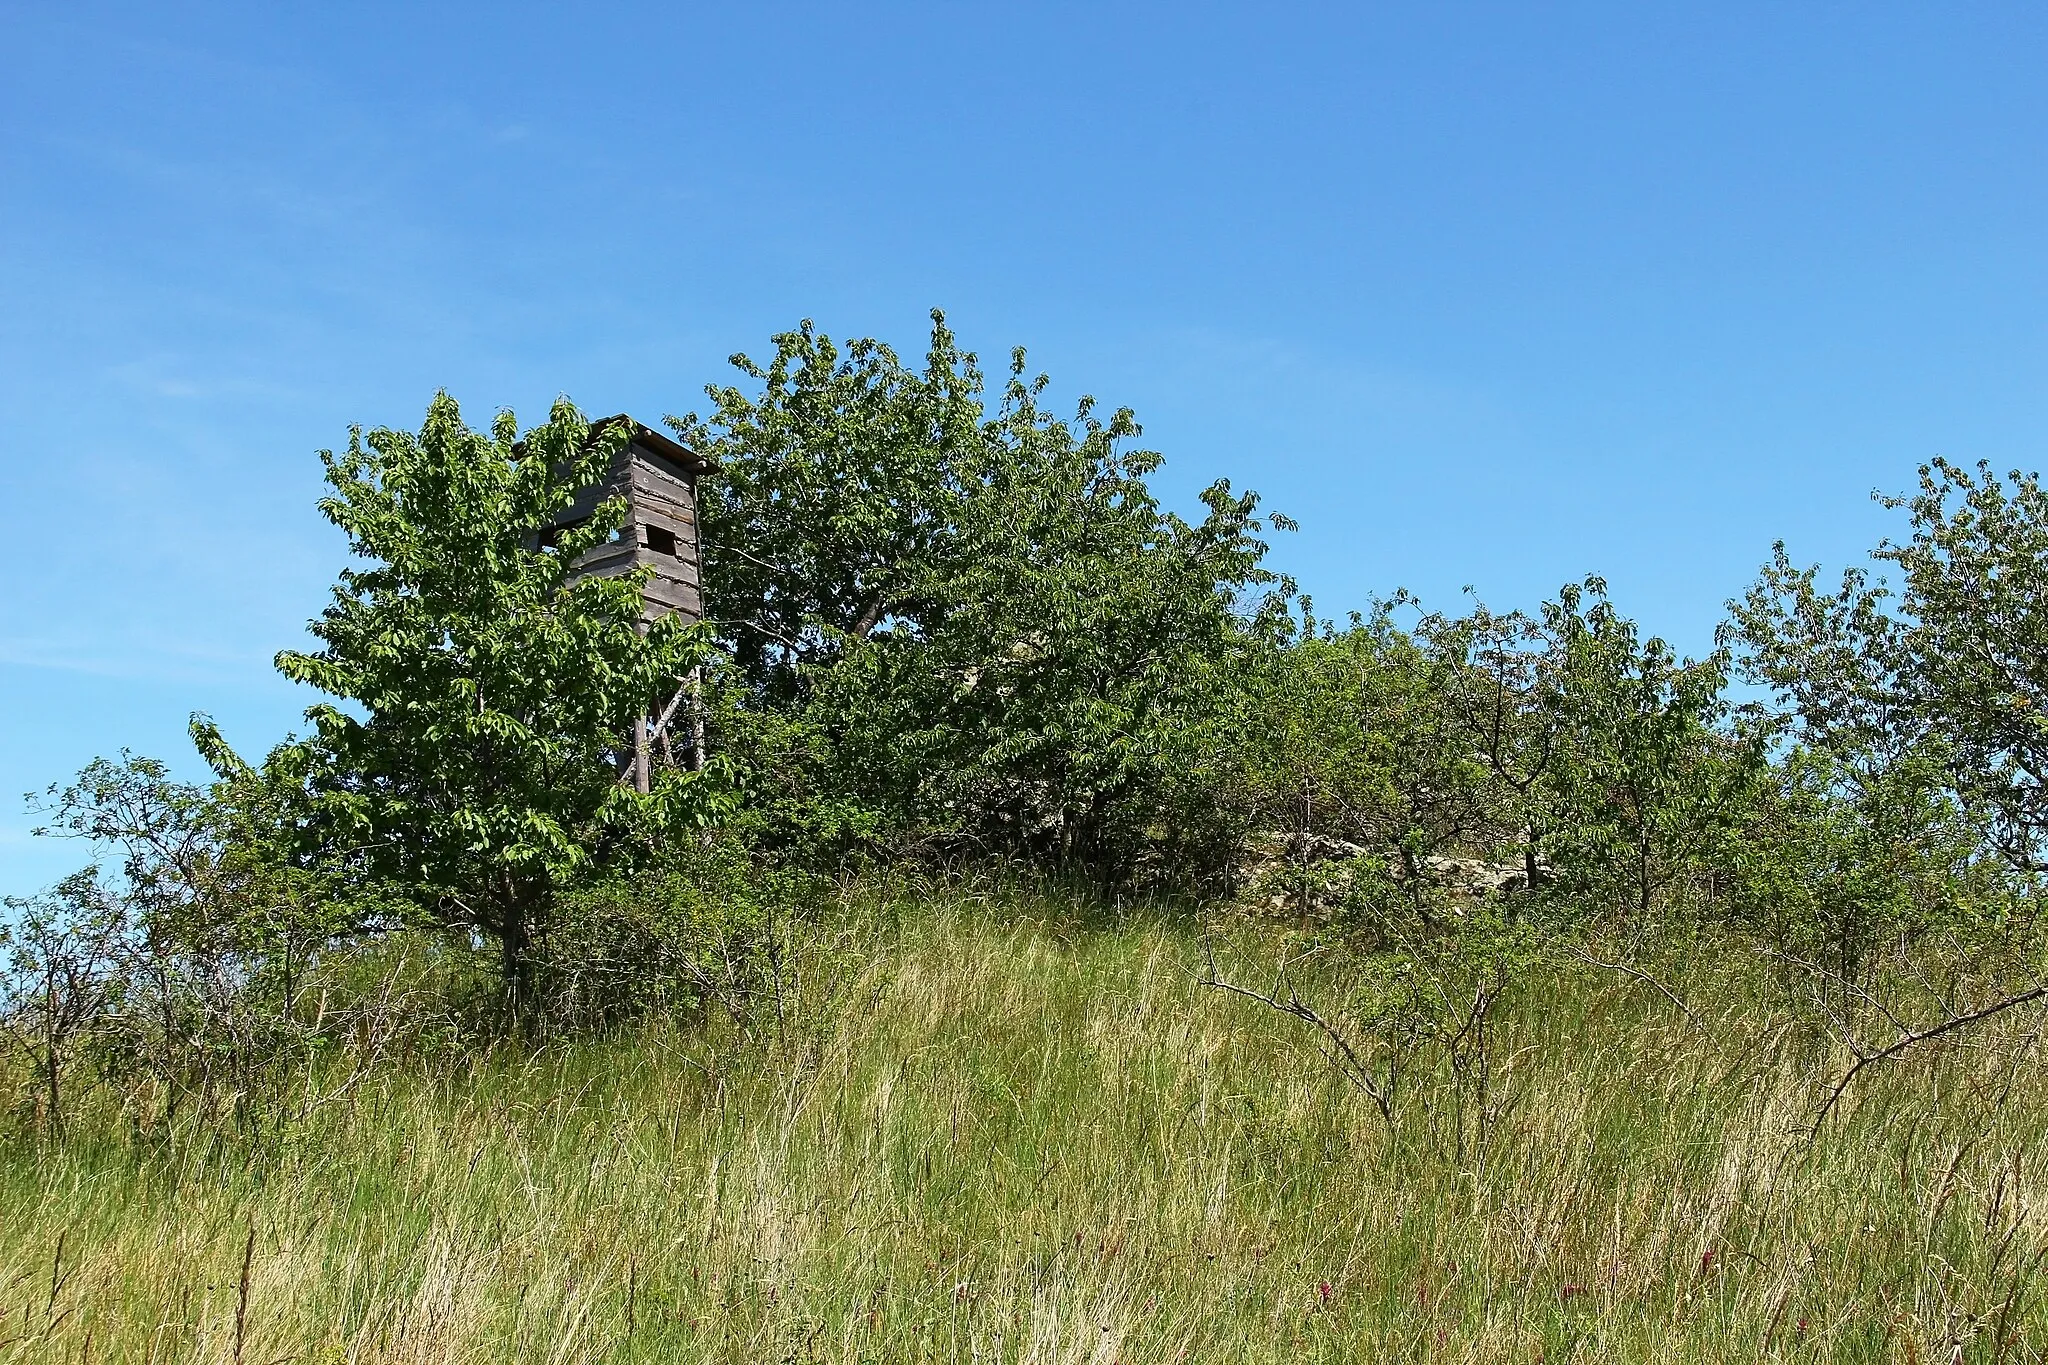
[634,621,652,795]
[690,666,707,772]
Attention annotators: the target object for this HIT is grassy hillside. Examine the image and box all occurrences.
[4,897,2045,1363]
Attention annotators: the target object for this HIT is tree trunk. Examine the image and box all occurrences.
[849,594,888,640]
[45,1053,61,1141]
[634,621,652,794]
[499,887,534,1027]
[41,976,61,1140]
[690,666,707,772]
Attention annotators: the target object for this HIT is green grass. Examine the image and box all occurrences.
[4,897,2047,1362]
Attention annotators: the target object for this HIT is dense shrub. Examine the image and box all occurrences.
[10,322,2048,1150]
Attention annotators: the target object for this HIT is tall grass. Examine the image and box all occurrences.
[4,895,2046,1362]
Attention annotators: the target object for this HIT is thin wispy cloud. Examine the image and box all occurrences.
[0,633,297,687]
[105,355,314,405]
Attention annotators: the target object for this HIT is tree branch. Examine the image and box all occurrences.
[1814,985,2048,1130]
[1199,938,1393,1123]
[1574,948,1705,1031]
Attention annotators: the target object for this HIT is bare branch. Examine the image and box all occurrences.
[1814,985,2048,1130]
[1575,948,1705,1031]
[1199,938,1394,1123]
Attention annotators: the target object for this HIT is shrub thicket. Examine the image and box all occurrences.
[5,315,2045,1148]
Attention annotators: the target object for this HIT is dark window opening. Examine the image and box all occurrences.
[538,516,588,552]
[642,524,678,557]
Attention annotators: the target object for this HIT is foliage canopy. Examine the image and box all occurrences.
[272,394,726,1005]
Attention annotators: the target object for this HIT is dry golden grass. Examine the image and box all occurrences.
[4,899,2047,1362]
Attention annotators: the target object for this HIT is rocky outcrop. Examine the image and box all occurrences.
[1416,854,1531,898]
[1238,833,1536,916]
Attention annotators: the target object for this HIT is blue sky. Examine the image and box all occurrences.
[3,2,2043,894]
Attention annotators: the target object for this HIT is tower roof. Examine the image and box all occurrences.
[590,414,716,473]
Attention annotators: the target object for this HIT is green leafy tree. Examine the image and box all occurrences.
[1721,745,2009,983]
[676,313,1292,884]
[0,870,125,1137]
[1415,597,1573,890]
[1236,601,1495,917]
[1540,579,1761,920]
[1732,459,2048,874]
[16,739,376,1130]
[673,313,989,692]
[274,394,726,1013]
[1240,582,1755,927]
[865,367,1290,879]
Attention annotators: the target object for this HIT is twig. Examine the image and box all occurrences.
[1199,939,1393,1122]
[234,1222,255,1365]
[1574,949,1705,1031]
[1814,986,2048,1130]
[46,1230,65,1313]
[701,538,794,579]
[1754,941,1912,1036]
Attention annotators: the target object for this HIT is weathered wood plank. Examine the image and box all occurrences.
[641,576,703,612]
[631,495,695,528]
[640,551,701,586]
[627,442,703,487]
[557,473,634,526]
[630,505,696,540]
[573,535,636,561]
[631,487,695,523]
[568,545,701,587]
[630,466,696,505]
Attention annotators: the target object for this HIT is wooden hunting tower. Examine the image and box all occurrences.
[551,415,713,790]
[552,415,710,625]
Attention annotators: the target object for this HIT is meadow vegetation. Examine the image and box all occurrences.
[7,313,2048,1361]
[6,899,2047,1362]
